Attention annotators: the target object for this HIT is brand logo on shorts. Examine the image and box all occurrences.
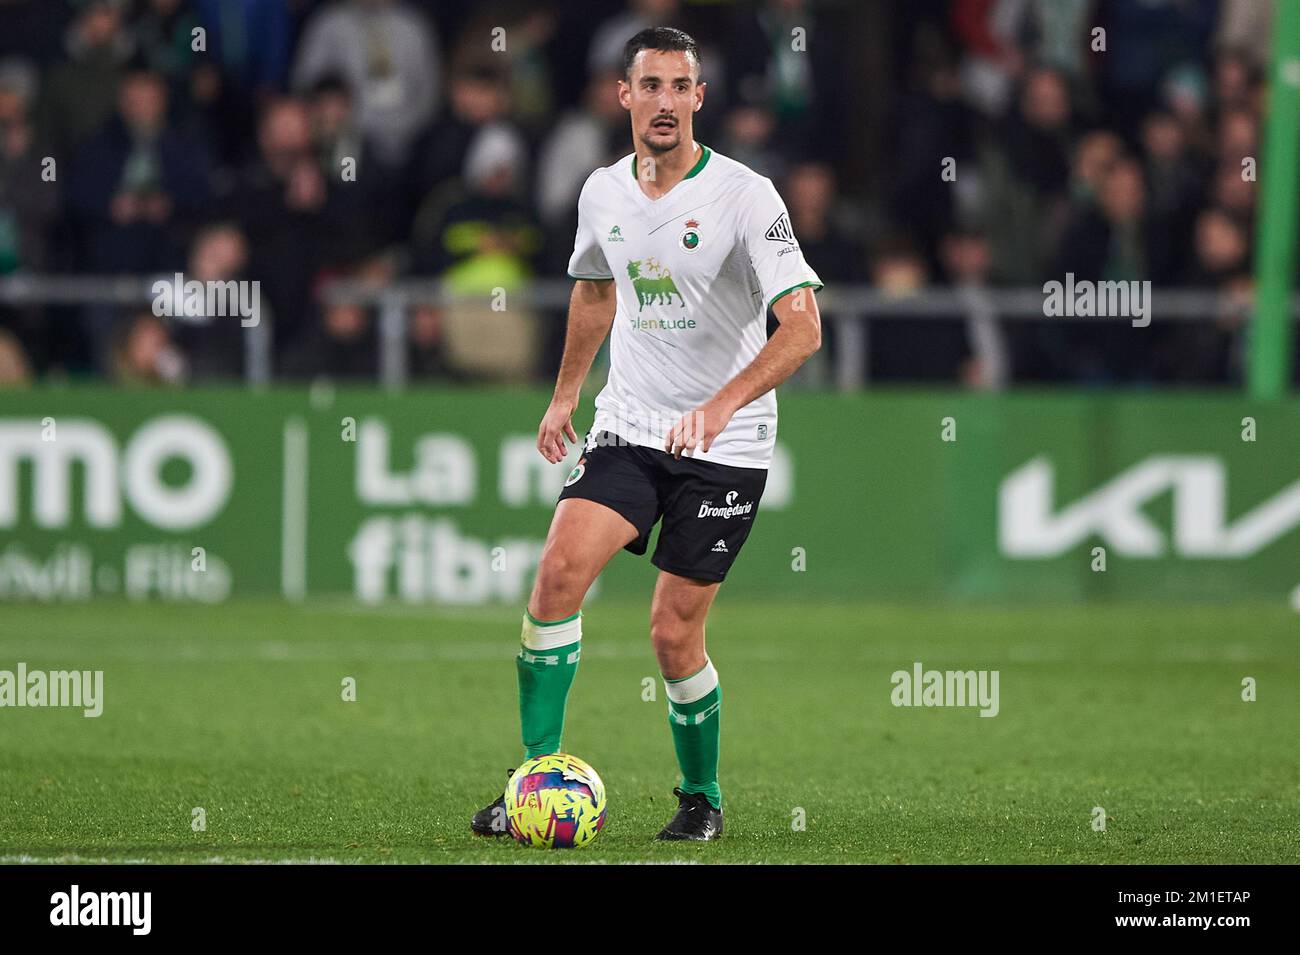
[711,539,728,553]
[697,491,753,519]
[564,458,587,487]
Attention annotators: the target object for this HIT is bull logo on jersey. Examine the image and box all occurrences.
[627,259,685,310]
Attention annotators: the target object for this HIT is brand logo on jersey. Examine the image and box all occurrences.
[607,225,625,242]
[627,258,685,312]
[756,423,769,440]
[765,213,795,244]
[698,492,754,519]
[679,218,701,253]
[711,539,729,553]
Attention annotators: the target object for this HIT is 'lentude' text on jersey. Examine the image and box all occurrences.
[567,144,822,469]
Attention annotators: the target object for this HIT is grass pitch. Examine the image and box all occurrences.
[1,597,1296,864]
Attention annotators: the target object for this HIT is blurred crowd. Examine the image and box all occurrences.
[0,0,1280,387]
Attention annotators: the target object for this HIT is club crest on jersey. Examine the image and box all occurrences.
[626,258,685,311]
[607,225,625,242]
[679,218,701,253]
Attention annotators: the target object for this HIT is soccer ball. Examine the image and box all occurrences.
[505,753,607,848]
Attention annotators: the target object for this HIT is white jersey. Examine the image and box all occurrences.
[567,144,822,469]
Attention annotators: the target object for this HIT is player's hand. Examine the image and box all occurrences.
[664,398,734,459]
[537,398,579,464]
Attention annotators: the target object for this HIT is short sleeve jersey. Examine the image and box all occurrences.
[567,144,823,469]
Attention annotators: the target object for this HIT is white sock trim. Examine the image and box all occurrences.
[521,612,582,651]
[663,659,718,705]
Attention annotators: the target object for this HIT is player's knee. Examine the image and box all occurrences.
[531,546,588,614]
[649,610,697,661]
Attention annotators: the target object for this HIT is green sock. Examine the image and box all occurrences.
[665,660,722,809]
[516,610,582,759]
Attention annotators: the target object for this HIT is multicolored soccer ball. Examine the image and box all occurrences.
[504,753,607,848]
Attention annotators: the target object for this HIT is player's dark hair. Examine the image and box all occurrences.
[622,27,701,81]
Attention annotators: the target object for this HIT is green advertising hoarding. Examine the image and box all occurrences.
[1,387,1297,604]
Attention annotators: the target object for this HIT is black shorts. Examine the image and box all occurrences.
[557,430,768,582]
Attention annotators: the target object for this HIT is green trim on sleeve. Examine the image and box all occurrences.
[568,272,614,281]
[768,280,824,309]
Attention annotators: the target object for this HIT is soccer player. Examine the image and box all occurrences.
[472,26,823,841]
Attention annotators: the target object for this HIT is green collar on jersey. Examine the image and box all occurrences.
[632,143,711,181]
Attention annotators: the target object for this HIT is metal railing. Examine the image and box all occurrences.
[0,274,1283,391]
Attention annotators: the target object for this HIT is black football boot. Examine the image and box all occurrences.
[655,787,724,841]
[470,769,514,836]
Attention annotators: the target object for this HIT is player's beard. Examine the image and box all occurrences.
[639,120,681,154]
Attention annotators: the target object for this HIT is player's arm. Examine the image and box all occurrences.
[664,289,821,458]
[538,278,616,463]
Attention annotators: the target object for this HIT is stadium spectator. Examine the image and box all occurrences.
[66,63,210,370]
[1154,207,1252,382]
[109,309,185,385]
[723,0,841,149]
[0,58,59,275]
[939,226,1009,391]
[1139,110,1203,283]
[717,102,784,182]
[67,64,210,275]
[37,0,135,157]
[784,161,864,288]
[0,57,60,371]
[866,236,969,383]
[282,298,379,381]
[407,302,460,381]
[1215,1,1272,70]
[170,221,255,380]
[292,0,441,171]
[889,49,976,272]
[405,64,518,240]
[588,0,680,76]
[230,96,381,363]
[307,75,401,245]
[131,0,201,93]
[411,125,541,381]
[980,66,1074,284]
[1095,0,1218,140]
[1054,157,1150,285]
[536,68,625,231]
[446,3,560,135]
[0,327,32,385]
[411,124,538,286]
